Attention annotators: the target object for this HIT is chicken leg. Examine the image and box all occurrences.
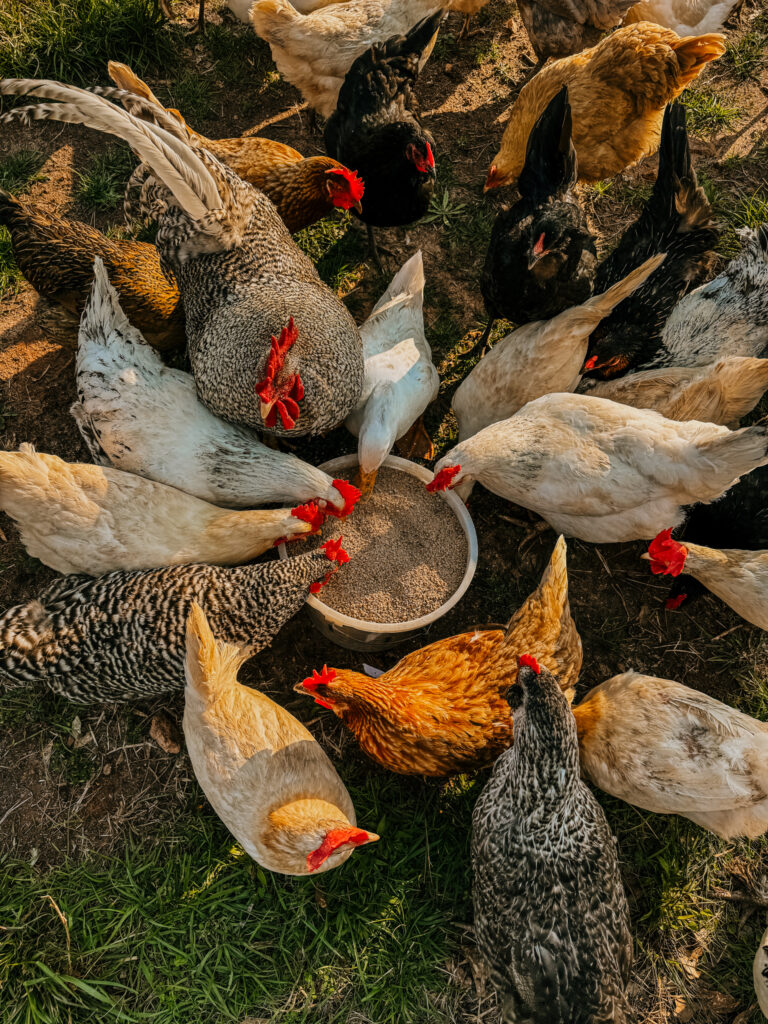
[188,0,206,34]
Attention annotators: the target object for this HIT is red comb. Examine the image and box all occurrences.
[255,319,304,430]
[647,529,687,577]
[518,654,541,674]
[307,826,372,873]
[583,355,598,371]
[326,479,361,518]
[533,232,546,256]
[291,502,326,533]
[426,142,435,169]
[326,167,365,208]
[665,592,687,611]
[322,536,350,565]
[300,665,337,692]
[426,465,461,493]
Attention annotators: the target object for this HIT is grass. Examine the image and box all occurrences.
[76,145,135,212]
[682,89,739,135]
[0,149,47,193]
[722,29,768,81]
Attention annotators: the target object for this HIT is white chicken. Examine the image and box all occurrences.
[71,259,355,515]
[345,251,438,497]
[0,446,315,576]
[623,0,738,36]
[582,356,768,427]
[183,602,378,876]
[650,225,768,369]
[576,671,768,838]
[453,254,664,441]
[249,0,443,117]
[227,0,343,21]
[644,527,768,630]
[426,392,768,543]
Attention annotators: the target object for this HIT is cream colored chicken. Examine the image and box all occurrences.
[582,356,768,427]
[345,251,438,497]
[228,0,344,19]
[183,603,378,875]
[624,0,737,35]
[0,446,313,576]
[427,393,768,543]
[644,528,768,630]
[576,671,768,838]
[453,254,663,441]
[249,0,442,116]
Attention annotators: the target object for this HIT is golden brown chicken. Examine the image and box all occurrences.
[294,536,582,777]
[485,23,725,190]
[107,62,364,233]
[0,187,183,351]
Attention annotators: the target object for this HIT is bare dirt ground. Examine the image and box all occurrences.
[1,2,767,1020]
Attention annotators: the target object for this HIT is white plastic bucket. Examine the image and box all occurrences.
[278,453,479,652]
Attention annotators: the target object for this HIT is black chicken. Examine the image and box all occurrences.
[472,655,633,1024]
[582,101,719,380]
[324,12,441,266]
[667,464,768,610]
[476,86,596,354]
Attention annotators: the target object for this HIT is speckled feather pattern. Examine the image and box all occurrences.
[517,0,637,61]
[0,550,334,704]
[472,663,632,1023]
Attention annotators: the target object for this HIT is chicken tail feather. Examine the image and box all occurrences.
[517,86,577,204]
[184,602,251,701]
[672,33,727,86]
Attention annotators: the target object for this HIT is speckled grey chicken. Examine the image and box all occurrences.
[649,224,768,369]
[0,78,364,438]
[582,101,718,380]
[518,0,638,61]
[476,86,597,354]
[472,656,632,1024]
[0,545,347,704]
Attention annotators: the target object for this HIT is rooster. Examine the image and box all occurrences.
[484,23,725,190]
[0,445,320,576]
[72,260,360,515]
[0,78,364,438]
[249,0,442,118]
[472,657,633,1024]
[428,393,768,543]
[477,86,597,353]
[106,62,366,234]
[295,536,581,776]
[582,101,718,380]
[0,543,349,704]
[324,13,441,265]
[184,604,378,876]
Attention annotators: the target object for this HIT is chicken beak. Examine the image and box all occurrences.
[484,164,501,192]
[355,466,378,501]
[259,398,276,424]
[353,199,363,214]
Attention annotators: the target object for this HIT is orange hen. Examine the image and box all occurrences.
[107,62,364,233]
[294,536,582,777]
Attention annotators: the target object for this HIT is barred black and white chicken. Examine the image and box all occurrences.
[472,656,632,1024]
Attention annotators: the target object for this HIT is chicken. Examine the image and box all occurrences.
[0,445,319,576]
[477,87,597,352]
[0,542,348,703]
[518,0,636,62]
[249,0,442,118]
[447,0,489,36]
[754,925,768,1019]
[324,12,440,264]
[623,0,738,35]
[294,536,582,776]
[582,102,718,379]
[484,24,725,190]
[649,224,768,369]
[472,657,632,1024]
[71,259,359,515]
[644,527,768,630]
[581,356,768,426]
[427,392,768,543]
[107,62,365,233]
[454,254,664,441]
[345,251,438,498]
[664,465,768,611]
[0,79,364,438]
[228,0,346,20]
[183,603,378,875]
[0,187,183,351]
[577,671,768,837]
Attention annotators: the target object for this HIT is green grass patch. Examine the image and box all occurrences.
[722,29,768,81]
[76,145,135,212]
[0,227,21,297]
[203,22,272,88]
[0,149,46,193]
[682,89,739,135]
[295,212,368,295]
[167,71,215,124]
